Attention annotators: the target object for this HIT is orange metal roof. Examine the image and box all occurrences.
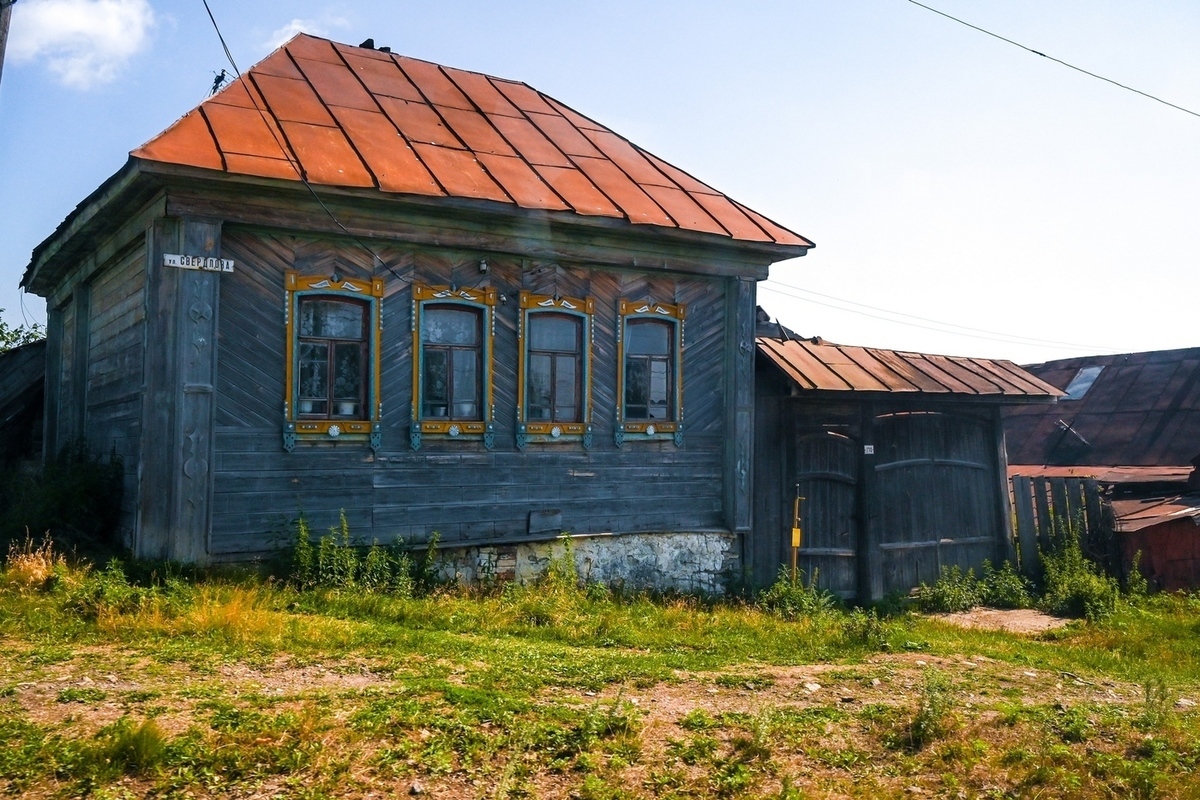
[757,336,1063,399]
[132,34,812,249]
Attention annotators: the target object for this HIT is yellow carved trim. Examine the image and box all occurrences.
[420,421,488,435]
[524,422,588,435]
[411,284,496,429]
[413,284,497,306]
[293,420,373,435]
[618,298,686,320]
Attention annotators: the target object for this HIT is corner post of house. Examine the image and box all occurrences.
[69,280,91,441]
[724,277,756,545]
[992,405,1017,567]
[857,403,883,603]
[42,303,64,460]
[137,216,221,563]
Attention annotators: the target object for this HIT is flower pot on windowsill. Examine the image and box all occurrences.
[298,400,314,414]
[337,401,358,417]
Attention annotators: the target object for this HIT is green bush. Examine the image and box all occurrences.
[1040,527,1120,622]
[914,565,981,613]
[288,511,414,596]
[979,560,1033,609]
[757,568,838,619]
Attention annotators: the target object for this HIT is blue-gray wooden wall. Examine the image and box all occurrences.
[43,244,147,543]
[211,227,733,556]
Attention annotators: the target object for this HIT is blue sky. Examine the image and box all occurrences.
[2,0,1198,364]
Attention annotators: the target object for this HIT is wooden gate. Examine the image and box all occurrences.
[794,430,859,598]
[874,412,1001,595]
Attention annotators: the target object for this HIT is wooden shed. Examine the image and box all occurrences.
[20,35,813,592]
[750,324,1060,600]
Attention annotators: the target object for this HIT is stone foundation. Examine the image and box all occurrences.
[432,531,739,595]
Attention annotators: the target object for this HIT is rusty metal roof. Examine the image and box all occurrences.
[1004,348,1200,468]
[757,335,1062,400]
[1007,465,1194,485]
[1111,494,1200,533]
[131,34,811,249]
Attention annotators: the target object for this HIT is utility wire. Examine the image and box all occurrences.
[199,0,403,283]
[906,0,1200,121]
[765,277,1113,351]
[759,281,1114,353]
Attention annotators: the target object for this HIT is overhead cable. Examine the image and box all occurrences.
[906,0,1200,121]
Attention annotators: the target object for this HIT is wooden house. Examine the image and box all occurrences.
[20,35,813,591]
[751,320,1060,600]
[1004,349,1200,590]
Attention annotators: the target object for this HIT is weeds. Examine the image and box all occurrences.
[907,669,954,750]
[290,511,415,596]
[915,560,1034,613]
[1041,525,1121,621]
[757,567,838,619]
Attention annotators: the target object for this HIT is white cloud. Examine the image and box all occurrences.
[264,17,348,50]
[10,0,155,89]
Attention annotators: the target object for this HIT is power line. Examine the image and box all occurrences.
[199,1,403,283]
[906,0,1200,121]
[759,281,1114,353]
[765,278,1112,350]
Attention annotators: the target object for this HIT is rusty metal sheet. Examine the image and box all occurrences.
[733,202,815,247]
[755,338,819,390]
[134,111,223,170]
[220,153,299,181]
[279,122,374,187]
[900,355,978,394]
[340,52,423,102]
[758,338,850,391]
[691,193,772,242]
[867,350,950,393]
[395,57,473,110]
[580,129,671,186]
[924,355,1003,394]
[294,57,376,111]
[438,107,517,156]
[284,34,343,64]
[446,70,523,117]
[531,165,622,217]
[840,346,920,392]
[250,50,307,80]
[802,342,890,392]
[200,102,290,159]
[492,79,558,115]
[476,153,569,211]
[327,106,441,196]
[642,185,728,236]
[488,116,572,168]
[545,97,607,131]
[642,152,719,195]
[410,143,510,203]
[525,112,604,158]
[253,74,335,126]
[571,157,673,226]
[376,96,463,149]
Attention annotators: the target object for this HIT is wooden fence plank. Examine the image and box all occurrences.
[1012,475,1040,579]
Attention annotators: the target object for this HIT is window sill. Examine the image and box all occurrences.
[616,421,683,447]
[411,420,495,450]
[283,420,381,452]
[517,423,593,449]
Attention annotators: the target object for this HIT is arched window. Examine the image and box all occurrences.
[411,284,497,449]
[616,299,685,446]
[283,271,384,452]
[517,293,593,448]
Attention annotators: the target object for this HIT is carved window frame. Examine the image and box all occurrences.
[283,271,384,452]
[516,291,594,449]
[411,284,497,450]
[616,298,686,447]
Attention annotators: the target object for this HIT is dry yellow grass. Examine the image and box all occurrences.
[2,534,61,589]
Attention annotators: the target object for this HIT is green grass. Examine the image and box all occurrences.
[3,548,1200,798]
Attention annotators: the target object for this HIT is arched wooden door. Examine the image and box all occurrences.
[874,412,1000,595]
[794,430,859,598]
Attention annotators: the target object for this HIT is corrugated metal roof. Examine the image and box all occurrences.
[1004,347,1200,467]
[757,336,1062,399]
[1007,465,1194,485]
[1112,494,1200,533]
[131,34,812,250]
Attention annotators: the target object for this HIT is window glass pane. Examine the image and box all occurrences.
[649,359,669,419]
[423,307,479,345]
[530,314,579,352]
[555,355,577,421]
[422,349,448,417]
[1063,365,1104,400]
[300,299,364,339]
[625,357,649,419]
[298,343,328,399]
[451,349,479,419]
[527,353,552,420]
[332,343,362,408]
[626,319,670,355]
